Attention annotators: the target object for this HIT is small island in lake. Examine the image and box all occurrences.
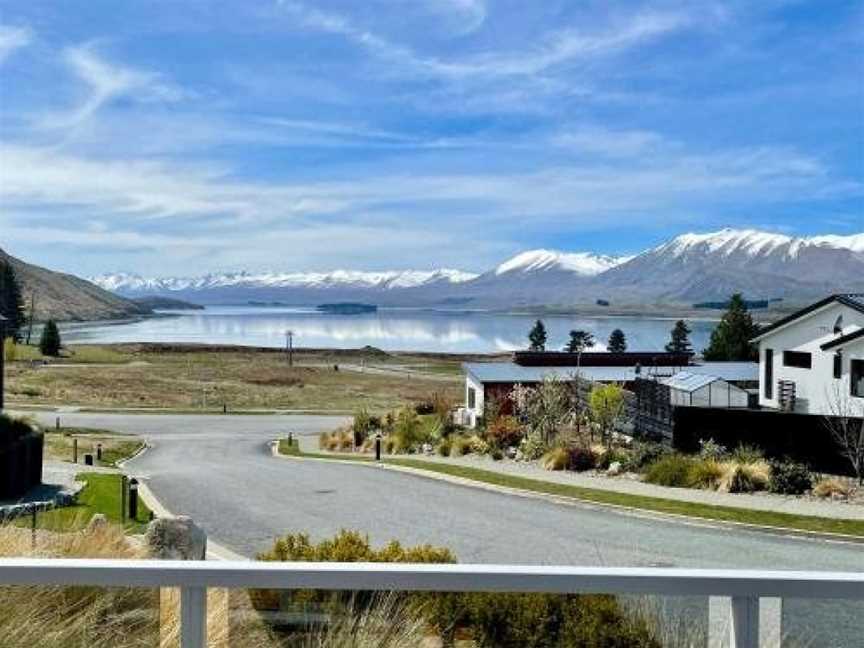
[133,296,205,311]
[316,302,378,314]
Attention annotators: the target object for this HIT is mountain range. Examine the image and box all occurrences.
[93,229,864,311]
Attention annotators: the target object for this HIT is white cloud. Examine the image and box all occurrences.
[0,24,32,65]
[279,1,688,80]
[40,44,186,128]
[552,126,671,158]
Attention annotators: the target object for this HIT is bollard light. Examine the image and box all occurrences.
[96,443,103,461]
[375,433,382,461]
[128,478,139,520]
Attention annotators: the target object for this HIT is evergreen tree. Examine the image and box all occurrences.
[565,330,595,353]
[607,328,627,353]
[702,294,760,361]
[527,320,547,351]
[0,261,25,342]
[39,320,62,357]
[665,319,693,354]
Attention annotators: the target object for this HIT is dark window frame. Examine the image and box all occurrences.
[833,351,843,380]
[852,360,864,399]
[783,350,812,369]
[764,348,773,400]
[467,386,477,409]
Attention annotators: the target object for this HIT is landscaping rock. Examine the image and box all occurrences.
[145,516,207,560]
[86,513,109,532]
[506,447,518,459]
[606,461,622,477]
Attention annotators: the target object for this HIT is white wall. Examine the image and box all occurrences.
[464,373,485,427]
[758,302,864,417]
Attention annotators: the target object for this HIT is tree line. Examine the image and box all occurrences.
[0,260,61,356]
[526,293,760,361]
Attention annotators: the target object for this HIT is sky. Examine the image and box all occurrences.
[0,0,862,277]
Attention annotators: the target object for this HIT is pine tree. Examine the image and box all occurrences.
[0,261,25,342]
[607,328,627,353]
[665,319,693,354]
[565,330,595,353]
[39,319,62,357]
[702,294,760,361]
[527,320,547,351]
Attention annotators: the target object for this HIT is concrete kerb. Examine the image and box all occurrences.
[270,442,864,547]
[122,445,248,562]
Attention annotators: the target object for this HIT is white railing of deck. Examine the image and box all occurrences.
[1,560,862,648]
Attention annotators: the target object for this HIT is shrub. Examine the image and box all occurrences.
[689,459,725,490]
[469,435,490,455]
[491,448,504,461]
[725,461,771,493]
[450,437,472,457]
[567,446,598,472]
[518,434,547,461]
[813,478,853,499]
[643,454,697,488]
[698,438,727,461]
[769,460,813,495]
[39,320,62,357]
[595,446,629,470]
[437,439,451,456]
[626,441,671,472]
[318,431,330,450]
[383,437,396,454]
[414,400,435,415]
[485,415,523,450]
[352,407,375,446]
[541,447,569,471]
[731,443,764,465]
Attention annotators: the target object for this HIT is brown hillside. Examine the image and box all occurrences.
[0,248,149,322]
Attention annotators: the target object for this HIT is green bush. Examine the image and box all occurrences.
[688,459,725,489]
[625,441,671,472]
[595,447,630,470]
[451,436,472,456]
[731,443,764,464]
[491,448,504,461]
[437,438,452,456]
[643,454,697,488]
[769,459,813,495]
[698,438,728,461]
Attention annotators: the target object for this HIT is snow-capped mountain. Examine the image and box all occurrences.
[92,229,864,309]
[494,250,628,276]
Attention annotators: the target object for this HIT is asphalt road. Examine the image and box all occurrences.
[27,412,864,644]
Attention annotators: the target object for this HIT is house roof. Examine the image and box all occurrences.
[660,372,719,392]
[463,361,757,385]
[820,327,864,351]
[751,294,864,343]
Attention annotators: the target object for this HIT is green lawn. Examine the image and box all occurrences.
[31,473,152,533]
[43,427,145,468]
[280,439,864,539]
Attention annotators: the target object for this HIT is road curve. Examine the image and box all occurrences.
[25,412,864,644]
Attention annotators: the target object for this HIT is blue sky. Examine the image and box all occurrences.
[0,0,861,276]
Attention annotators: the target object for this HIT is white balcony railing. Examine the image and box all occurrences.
[1,559,862,648]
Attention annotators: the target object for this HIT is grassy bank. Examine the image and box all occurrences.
[44,427,144,467]
[31,473,152,533]
[279,440,864,539]
[5,344,463,412]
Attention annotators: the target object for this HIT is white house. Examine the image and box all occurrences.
[752,294,864,417]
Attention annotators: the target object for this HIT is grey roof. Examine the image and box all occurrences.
[753,293,864,342]
[661,371,720,393]
[463,361,757,385]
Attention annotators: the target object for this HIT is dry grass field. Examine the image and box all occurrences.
[5,344,467,413]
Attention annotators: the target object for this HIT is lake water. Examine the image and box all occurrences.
[60,306,717,354]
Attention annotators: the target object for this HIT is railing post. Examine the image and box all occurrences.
[181,586,207,648]
[730,595,759,648]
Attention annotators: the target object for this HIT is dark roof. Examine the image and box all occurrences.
[752,294,864,342]
[821,327,864,351]
[512,351,693,368]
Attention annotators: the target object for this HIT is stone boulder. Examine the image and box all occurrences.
[145,516,207,560]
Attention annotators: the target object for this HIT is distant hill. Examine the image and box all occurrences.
[132,296,204,311]
[0,248,149,322]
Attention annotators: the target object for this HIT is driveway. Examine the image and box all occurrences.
[24,411,864,644]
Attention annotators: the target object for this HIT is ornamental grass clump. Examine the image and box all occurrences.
[643,454,698,488]
[541,446,570,471]
[813,477,853,499]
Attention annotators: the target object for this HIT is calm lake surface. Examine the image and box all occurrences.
[61,306,718,354]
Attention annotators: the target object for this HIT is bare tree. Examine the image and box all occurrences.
[824,384,864,484]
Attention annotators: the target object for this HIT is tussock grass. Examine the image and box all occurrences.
[541,447,569,471]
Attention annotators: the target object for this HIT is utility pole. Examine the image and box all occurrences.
[285,329,294,367]
[25,293,36,346]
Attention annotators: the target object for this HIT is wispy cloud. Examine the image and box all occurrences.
[39,44,187,128]
[0,24,32,65]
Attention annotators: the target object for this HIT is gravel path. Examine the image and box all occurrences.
[298,437,864,521]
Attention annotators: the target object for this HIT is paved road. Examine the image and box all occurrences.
[26,412,864,644]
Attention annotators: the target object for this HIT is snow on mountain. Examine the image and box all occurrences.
[494,250,628,276]
[92,268,478,294]
[652,228,864,260]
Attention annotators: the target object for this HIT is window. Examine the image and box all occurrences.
[852,360,864,398]
[764,348,773,399]
[783,350,812,369]
[467,386,476,409]
[833,352,843,379]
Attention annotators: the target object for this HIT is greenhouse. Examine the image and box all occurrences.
[662,371,750,408]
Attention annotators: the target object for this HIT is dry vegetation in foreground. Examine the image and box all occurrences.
[4,344,463,412]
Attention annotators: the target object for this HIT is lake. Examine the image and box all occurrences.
[59,306,718,354]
